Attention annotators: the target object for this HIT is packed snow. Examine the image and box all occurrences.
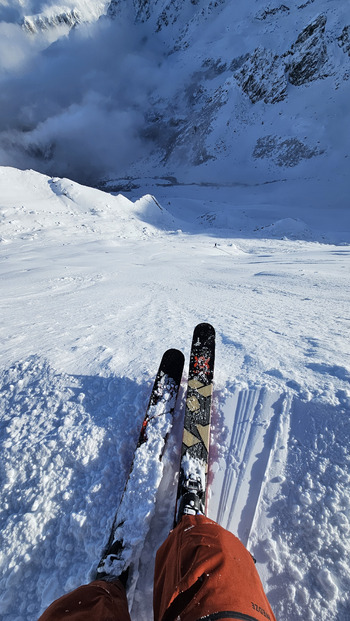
[0,167,349,620]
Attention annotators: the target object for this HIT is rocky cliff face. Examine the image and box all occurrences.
[23,10,82,34]
[232,13,332,104]
[100,1,350,185]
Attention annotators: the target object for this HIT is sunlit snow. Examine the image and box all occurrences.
[0,167,349,620]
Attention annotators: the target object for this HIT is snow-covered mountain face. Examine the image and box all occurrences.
[0,0,349,210]
[1,0,108,34]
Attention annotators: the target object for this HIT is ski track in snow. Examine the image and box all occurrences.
[209,387,290,545]
[0,168,349,620]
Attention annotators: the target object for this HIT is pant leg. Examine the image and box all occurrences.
[154,515,276,621]
[38,579,131,621]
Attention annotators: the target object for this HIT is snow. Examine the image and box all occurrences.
[97,370,180,599]
[0,166,349,620]
[0,1,349,619]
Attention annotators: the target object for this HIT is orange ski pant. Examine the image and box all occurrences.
[38,515,276,621]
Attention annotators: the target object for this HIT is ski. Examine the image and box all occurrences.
[96,348,184,580]
[175,323,215,524]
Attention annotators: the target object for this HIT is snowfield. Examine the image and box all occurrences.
[0,167,349,620]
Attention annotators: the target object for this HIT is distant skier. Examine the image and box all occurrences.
[38,514,276,621]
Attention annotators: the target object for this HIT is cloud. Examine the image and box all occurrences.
[0,15,166,182]
[0,22,44,71]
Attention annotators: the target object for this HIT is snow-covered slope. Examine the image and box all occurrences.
[0,167,349,620]
[114,1,350,198]
[0,0,349,209]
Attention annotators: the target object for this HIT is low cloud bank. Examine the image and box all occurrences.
[0,16,167,183]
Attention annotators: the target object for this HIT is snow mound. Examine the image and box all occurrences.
[132,194,176,229]
[255,217,314,240]
[0,167,175,243]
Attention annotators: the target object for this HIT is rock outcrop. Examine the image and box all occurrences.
[232,14,331,105]
[234,48,288,104]
[253,135,324,167]
[23,10,82,34]
[285,14,330,85]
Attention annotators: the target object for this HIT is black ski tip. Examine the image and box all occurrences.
[160,348,185,384]
[193,323,215,341]
[161,348,185,365]
[194,322,215,331]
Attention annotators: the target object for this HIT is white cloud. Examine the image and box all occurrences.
[0,16,166,181]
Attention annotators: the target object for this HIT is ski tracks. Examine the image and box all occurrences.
[209,385,292,546]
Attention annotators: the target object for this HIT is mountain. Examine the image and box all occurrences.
[1,1,108,34]
[105,1,350,197]
[0,0,349,212]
